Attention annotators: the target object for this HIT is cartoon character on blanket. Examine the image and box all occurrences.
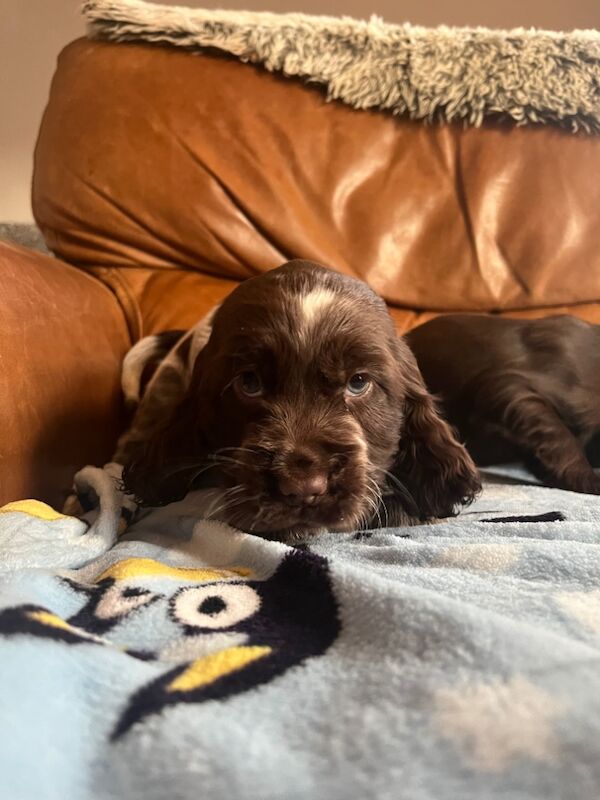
[0,483,340,741]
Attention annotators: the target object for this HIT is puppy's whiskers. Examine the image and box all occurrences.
[214,446,262,457]
[362,477,384,530]
[207,454,247,469]
[204,485,249,521]
[381,469,418,516]
[366,475,388,529]
[158,457,211,479]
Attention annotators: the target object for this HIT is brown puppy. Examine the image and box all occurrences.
[406,313,600,494]
[118,261,480,539]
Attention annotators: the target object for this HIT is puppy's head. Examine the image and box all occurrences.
[123,261,480,537]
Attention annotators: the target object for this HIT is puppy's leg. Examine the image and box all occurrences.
[500,393,600,494]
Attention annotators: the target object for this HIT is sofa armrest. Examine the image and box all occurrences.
[0,241,131,507]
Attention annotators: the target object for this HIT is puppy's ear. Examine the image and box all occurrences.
[391,341,481,520]
[121,391,207,507]
[116,324,217,507]
[121,329,187,410]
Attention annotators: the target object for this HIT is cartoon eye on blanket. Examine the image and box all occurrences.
[170,583,262,631]
[0,549,340,740]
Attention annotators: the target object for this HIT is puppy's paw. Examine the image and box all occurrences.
[558,469,600,495]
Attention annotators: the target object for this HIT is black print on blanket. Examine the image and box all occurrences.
[482,511,566,524]
[112,550,340,739]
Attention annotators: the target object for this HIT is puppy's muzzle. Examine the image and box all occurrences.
[274,448,330,507]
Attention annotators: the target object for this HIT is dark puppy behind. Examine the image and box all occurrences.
[406,314,600,494]
[118,261,480,539]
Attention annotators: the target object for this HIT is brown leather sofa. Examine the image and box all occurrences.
[2,37,600,508]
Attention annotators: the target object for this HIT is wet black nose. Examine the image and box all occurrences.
[278,472,328,505]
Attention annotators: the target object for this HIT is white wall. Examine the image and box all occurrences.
[1,0,599,222]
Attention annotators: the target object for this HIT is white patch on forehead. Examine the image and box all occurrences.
[297,287,337,338]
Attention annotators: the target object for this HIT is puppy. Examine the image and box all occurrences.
[406,313,600,494]
[117,261,480,539]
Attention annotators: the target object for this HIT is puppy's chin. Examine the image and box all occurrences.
[215,494,367,541]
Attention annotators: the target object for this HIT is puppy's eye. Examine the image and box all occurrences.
[346,373,371,396]
[237,371,263,397]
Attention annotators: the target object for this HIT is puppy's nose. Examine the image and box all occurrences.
[278,472,328,504]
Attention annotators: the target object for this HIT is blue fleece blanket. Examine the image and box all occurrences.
[0,464,599,800]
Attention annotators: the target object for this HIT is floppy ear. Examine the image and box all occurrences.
[116,317,221,507]
[117,339,210,507]
[121,329,187,409]
[120,390,208,507]
[391,341,481,520]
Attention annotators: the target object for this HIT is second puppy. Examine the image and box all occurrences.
[407,313,600,494]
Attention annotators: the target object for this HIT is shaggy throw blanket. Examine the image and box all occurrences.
[82,0,600,133]
[0,463,599,799]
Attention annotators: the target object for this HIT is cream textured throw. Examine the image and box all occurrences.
[82,1,600,132]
